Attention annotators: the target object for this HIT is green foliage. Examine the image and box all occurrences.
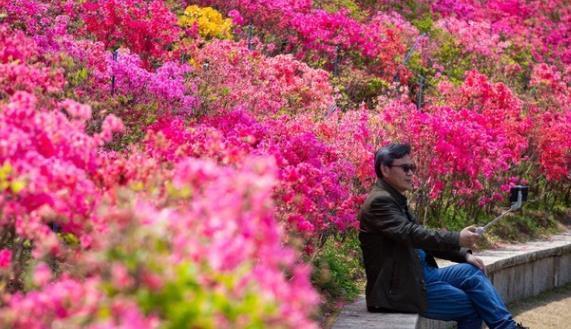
[333,72,391,109]
[95,220,283,329]
[423,199,565,250]
[96,98,158,150]
[431,29,472,84]
[59,55,90,99]
[411,14,435,35]
[507,46,535,92]
[406,51,437,99]
[377,0,432,21]
[484,210,562,244]
[314,0,366,20]
[312,231,363,300]
[424,203,470,232]
[137,264,277,329]
[68,67,89,88]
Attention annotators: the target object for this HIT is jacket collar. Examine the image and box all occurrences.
[376,179,408,207]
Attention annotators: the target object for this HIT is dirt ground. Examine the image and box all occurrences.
[509,283,571,329]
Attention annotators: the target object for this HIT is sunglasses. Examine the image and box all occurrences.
[389,163,417,173]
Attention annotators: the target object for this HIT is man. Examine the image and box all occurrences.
[358,143,528,329]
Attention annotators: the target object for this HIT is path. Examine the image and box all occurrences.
[511,283,571,329]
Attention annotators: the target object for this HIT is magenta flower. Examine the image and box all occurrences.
[0,249,12,269]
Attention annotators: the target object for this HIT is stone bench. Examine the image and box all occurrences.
[333,231,571,329]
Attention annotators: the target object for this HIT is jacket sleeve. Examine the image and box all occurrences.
[362,195,460,251]
[426,248,471,263]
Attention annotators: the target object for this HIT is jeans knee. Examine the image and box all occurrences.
[460,267,487,288]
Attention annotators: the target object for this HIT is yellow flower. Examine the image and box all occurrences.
[0,162,12,180]
[0,162,26,194]
[10,180,25,194]
[179,5,233,40]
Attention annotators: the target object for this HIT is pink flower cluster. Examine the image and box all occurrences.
[2,278,103,329]
[0,92,122,255]
[168,157,319,317]
[432,0,571,65]
[316,107,385,190]
[0,25,65,97]
[379,70,531,203]
[99,49,199,115]
[436,17,510,59]
[144,108,358,237]
[534,110,571,182]
[81,0,180,64]
[530,63,571,109]
[437,70,530,158]
[198,0,417,78]
[0,157,319,328]
[193,40,334,116]
[0,0,49,35]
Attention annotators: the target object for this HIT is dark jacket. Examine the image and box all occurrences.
[358,179,470,313]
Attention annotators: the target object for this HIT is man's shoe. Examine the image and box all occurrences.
[515,323,529,329]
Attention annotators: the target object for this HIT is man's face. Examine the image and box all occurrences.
[381,155,415,193]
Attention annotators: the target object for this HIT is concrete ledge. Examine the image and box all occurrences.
[332,297,419,329]
[332,231,571,329]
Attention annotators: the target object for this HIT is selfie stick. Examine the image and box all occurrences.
[476,186,528,235]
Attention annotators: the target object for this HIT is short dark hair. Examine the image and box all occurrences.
[374,143,411,178]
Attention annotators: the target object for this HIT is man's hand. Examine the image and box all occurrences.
[459,225,480,248]
[466,254,486,275]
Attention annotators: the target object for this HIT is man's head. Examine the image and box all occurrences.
[374,143,415,193]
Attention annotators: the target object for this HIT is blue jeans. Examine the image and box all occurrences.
[419,252,517,329]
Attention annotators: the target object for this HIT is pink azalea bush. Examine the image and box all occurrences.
[192,40,334,116]
[529,63,571,110]
[144,109,358,239]
[0,157,319,329]
[432,0,571,65]
[436,70,530,158]
[0,0,50,35]
[0,25,65,97]
[436,17,510,60]
[527,63,571,182]
[376,70,532,224]
[98,49,199,115]
[81,0,180,64]
[381,100,523,200]
[197,0,417,79]
[534,110,571,182]
[0,92,123,265]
